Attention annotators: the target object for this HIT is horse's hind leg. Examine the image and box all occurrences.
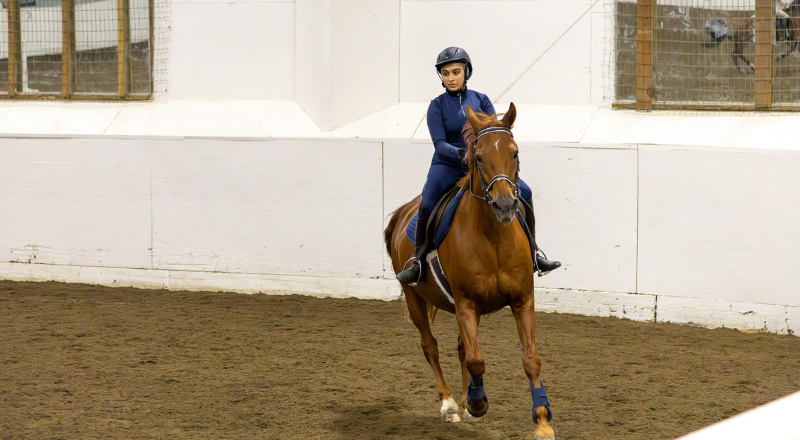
[512,295,555,440]
[402,286,461,423]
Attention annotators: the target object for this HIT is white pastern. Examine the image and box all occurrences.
[439,397,462,423]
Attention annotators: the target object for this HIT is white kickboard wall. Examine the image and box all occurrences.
[1,135,798,336]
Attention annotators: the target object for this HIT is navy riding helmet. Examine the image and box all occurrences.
[435,47,473,84]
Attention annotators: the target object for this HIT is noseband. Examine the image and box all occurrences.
[470,127,520,206]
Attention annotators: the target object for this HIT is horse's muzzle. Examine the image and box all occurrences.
[491,196,518,224]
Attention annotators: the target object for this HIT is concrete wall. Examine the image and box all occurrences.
[2,134,799,335]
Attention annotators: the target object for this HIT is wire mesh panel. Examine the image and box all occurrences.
[22,0,64,94]
[615,1,639,102]
[773,0,800,105]
[1,0,154,99]
[654,0,756,109]
[129,0,150,95]
[614,0,800,111]
[0,5,8,94]
[74,0,120,94]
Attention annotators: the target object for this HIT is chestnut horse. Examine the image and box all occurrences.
[384,103,554,440]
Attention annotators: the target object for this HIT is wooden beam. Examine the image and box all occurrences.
[0,93,152,101]
[117,0,132,98]
[62,0,76,97]
[635,0,654,111]
[614,102,756,111]
[7,0,22,96]
[754,0,773,110]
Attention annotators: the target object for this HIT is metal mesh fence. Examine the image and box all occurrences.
[613,0,800,111]
[0,0,164,99]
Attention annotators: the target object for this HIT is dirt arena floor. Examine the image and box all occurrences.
[2,280,799,440]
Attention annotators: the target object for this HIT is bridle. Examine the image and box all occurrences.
[469,126,520,206]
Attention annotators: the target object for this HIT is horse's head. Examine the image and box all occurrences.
[461,103,520,225]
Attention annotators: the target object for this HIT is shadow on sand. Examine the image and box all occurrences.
[329,402,491,440]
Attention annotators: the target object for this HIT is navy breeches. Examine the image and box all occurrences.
[421,162,532,214]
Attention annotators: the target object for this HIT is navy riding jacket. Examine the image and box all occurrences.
[427,88,495,167]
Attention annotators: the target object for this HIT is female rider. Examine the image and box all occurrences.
[396,47,561,285]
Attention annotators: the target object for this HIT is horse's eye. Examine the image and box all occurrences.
[476,155,483,163]
[513,152,519,160]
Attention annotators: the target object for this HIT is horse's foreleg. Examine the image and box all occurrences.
[402,286,460,422]
[456,334,483,422]
[455,301,488,418]
[512,296,555,440]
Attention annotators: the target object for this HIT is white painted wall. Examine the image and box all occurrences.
[399,0,599,105]
[0,138,152,269]
[2,133,800,335]
[638,145,800,307]
[296,0,399,130]
[168,0,296,100]
[151,138,384,278]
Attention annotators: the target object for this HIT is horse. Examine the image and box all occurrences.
[704,1,800,74]
[384,103,555,440]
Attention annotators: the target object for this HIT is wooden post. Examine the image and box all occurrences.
[754,0,773,110]
[62,0,76,97]
[117,0,132,98]
[636,0,654,111]
[7,0,22,96]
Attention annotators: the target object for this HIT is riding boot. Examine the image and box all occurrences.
[396,207,430,285]
[522,198,562,277]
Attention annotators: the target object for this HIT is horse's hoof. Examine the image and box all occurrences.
[439,397,462,423]
[533,424,555,440]
[442,412,462,423]
[465,398,489,418]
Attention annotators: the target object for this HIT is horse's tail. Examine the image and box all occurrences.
[384,208,402,257]
[384,198,418,256]
[704,18,728,48]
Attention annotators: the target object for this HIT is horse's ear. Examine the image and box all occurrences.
[502,102,516,128]
[466,105,480,131]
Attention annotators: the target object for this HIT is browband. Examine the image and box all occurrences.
[474,127,513,142]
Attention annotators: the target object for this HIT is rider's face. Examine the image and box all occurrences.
[440,62,465,92]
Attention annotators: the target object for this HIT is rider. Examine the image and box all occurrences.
[396,47,561,285]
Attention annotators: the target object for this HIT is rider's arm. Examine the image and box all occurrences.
[480,93,497,117]
[427,99,464,162]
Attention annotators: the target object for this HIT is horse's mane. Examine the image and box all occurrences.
[458,112,510,190]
